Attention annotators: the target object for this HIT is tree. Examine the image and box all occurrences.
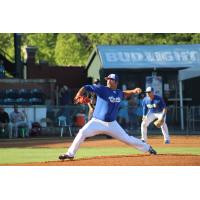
[55,33,90,66]
[1,33,200,66]
[0,33,14,60]
[21,33,57,64]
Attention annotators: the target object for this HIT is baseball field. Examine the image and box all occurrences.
[0,135,200,166]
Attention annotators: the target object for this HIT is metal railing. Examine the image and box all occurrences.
[44,105,200,135]
[2,104,200,137]
[186,106,200,132]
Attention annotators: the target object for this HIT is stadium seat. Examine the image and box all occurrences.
[0,89,6,98]
[0,98,4,105]
[18,89,31,99]
[16,98,29,105]
[3,98,16,105]
[30,88,43,98]
[5,89,19,98]
[29,98,42,105]
[58,115,72,137]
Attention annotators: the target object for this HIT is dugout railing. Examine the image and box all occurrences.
[125,105,200,134]
[42,105,200,136]
[42,104,89,136]
[1,104,200,138]
[186,106,200,132]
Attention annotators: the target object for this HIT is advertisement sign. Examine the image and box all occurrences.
[98,44,200,68]
[146,76,163,97]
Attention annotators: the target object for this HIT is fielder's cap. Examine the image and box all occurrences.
[105,74,119,81]
[145,86,154,93]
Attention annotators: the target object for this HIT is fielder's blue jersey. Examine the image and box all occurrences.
[84,85,124,122]
[142,95,166,116]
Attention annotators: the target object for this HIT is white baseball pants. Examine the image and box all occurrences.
[141,112,170,142]
[67,118,151,157]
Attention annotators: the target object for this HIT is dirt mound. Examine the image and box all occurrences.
[10,154,200,166]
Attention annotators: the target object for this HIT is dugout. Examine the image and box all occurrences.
[86,44,200,130]
[86,44,200,107]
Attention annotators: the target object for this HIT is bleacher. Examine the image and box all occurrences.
[0,88,45,105]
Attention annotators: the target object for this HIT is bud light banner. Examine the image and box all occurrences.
[97,45,200,68]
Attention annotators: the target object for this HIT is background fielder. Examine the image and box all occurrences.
[141,87,170,144]
[59,74,157,160]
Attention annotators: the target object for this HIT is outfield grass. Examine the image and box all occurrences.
[0,147,200,165]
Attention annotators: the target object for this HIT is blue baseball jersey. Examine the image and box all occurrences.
[84,85,124,122]
[142,95,166,116]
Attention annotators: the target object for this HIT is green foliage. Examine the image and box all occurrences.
[1,33,200,66]
[0,33,14,60]
[55,33,90,66]
[21,33,57,64]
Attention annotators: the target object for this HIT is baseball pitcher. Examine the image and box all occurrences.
[59,74,157,160]
[141,87,170,144]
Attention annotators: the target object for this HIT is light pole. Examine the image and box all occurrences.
[14,33,22,78]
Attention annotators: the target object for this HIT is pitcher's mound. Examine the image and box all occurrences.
[15,154,200,166]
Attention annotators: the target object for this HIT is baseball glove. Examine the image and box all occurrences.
[74,96,91,104]
[154,118,164,128]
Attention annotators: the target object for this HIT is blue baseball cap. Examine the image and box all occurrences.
[105,74,119,81]
[145,87,154,93]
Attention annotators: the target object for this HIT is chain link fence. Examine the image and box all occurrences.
[2,104,200,138]
[42,105,200,136]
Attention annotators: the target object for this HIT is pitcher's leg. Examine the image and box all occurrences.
[108,121,150,152]
[67,118,105,157]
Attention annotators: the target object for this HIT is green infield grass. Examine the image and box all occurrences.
[0,147,200,165]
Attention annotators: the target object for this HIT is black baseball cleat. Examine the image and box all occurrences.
[148,146,157,155]
[59,154,74,160]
